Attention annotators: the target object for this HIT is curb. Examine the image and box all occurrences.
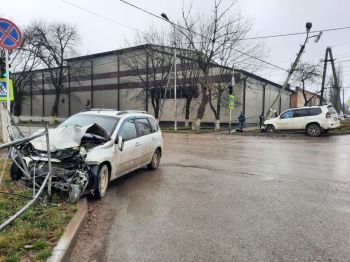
[48,198,88,262]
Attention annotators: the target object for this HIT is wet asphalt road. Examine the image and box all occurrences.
[72,133,350,262]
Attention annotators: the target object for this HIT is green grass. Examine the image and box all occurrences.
[0,160,76,262]
[328,120,350,135]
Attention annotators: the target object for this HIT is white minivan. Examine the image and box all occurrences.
[264,105,340,137]
[10,110,164,202]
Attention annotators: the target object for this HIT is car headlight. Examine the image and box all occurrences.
[79,147,87,158]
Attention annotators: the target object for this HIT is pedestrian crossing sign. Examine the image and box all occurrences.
[0,78,14,101]
[229,95,235,109]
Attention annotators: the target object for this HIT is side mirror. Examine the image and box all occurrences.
[117,136,124,151]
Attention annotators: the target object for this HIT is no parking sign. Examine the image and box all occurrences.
[0,18,22,49]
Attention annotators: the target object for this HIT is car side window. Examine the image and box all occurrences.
[294,109,309,118]
[118,119,137,141]
[136,118,152,136]
[148,117,159,133]
[309,108,322,116]
[280,110,294,119]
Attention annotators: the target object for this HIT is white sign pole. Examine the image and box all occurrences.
[5,49,10,113]
[229,109,232,134]
[229,67,235,134]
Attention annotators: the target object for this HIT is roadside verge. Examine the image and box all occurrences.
[48,198,88,262]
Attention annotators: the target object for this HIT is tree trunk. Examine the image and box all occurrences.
[192,85,208,131]
[185,98,191,128]
[215,119,220,130]
[51,90,61,118]
[192,118,202,130]
[14,100,22,117]
[185,119,190,128]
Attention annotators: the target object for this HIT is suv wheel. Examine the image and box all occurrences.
[147,149,160,170]
[266,125,275,133]
[306,123,321,137]
[94,164,110,199]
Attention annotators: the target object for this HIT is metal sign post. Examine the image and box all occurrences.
[228,95,235,134]
[228,68,235,134]
[0,18,23,142]
[5,49,10,112]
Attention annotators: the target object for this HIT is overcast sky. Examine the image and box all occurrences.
[1,0,350,101]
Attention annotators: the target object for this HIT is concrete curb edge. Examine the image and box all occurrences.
[48,198,88,262]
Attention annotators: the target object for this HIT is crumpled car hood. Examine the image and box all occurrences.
[30,124,110,152]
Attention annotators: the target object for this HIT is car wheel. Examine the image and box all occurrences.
[94,164,110,199]
[306,123,321,137]
[266,125,275,133]
[10,160,23,181]
[147,149,160,170]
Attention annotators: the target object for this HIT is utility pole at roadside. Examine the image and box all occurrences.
[266,22,322,119]
[320,47,342,112]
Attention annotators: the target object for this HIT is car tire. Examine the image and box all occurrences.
[147,149,160,170]
[266,125,275,133]
[306,123,321,137]
[93,164,110,199]
[10,160,23,181]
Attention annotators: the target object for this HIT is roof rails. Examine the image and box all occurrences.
[116,110,148,116]
[80,108,116,112]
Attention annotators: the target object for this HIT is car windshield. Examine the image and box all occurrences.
[58,114,120,136]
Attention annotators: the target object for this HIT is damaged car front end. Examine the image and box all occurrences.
[11,123,112,203]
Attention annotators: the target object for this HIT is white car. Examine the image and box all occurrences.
[10,110,163,202]
[264,105,340,137]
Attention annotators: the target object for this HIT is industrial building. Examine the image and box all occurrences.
[18,44,292,125]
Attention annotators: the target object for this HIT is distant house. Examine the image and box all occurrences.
[290,87,321,108]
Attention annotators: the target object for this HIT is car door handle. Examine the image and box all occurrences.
[135,142,140,147]
[152,137,156,141]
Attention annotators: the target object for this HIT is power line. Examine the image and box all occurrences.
[119,0,288,71]
[243,26,350,41]
[120,0,350,42]
[335,59,350,63]
[59,0,140,32]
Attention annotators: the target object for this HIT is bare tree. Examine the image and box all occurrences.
[176,46,200,127]
[10,29,42,116]
[292,61,321,106]
[25,21,79,118]
[123,28,172,119]
[177,0,265,130]
[208,66,232,130]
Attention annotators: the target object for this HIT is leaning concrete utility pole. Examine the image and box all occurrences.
[266,22,322,119]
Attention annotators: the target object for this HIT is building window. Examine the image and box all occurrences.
[162,85,199,99]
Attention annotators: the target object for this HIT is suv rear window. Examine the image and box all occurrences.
[328,106,337,114]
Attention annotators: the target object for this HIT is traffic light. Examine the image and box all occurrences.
[0,57,5,78]
[228,84,233,95]
[0,57,12,78]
